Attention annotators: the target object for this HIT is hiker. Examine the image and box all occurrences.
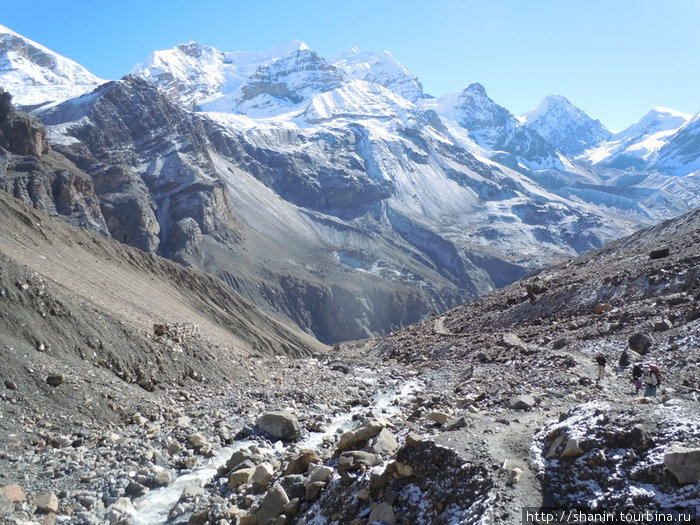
[631,364,643,394]
[641,364,661,397]
[595,353,606,381]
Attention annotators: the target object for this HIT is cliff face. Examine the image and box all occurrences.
[0,88,107,233]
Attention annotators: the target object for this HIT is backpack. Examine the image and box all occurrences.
[649,365,662,386]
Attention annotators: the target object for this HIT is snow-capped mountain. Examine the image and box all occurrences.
[331,47,423,102]
[0,24,103,108]
[520,95,611,155]
[427,83,568,171]
[131,39,315,110]
[585,107,691,170]
[648,112,700,175]
[2,25,699,343]
[205,47,346,116]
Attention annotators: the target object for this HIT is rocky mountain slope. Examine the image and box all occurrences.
[0,190,697,524]
[1,27,699,347]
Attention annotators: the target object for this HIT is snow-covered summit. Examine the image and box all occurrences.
[428,83,564,170]
[131,39,311,109]
[0,24,104,108]
[521,95,610,155]
[585,107,691,169]
[332,47,423,102]
[614,106,690,142]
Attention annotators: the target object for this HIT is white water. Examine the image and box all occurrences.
[131,368,421,524]
[132,440,254,524]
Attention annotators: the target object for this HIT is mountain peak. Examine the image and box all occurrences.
[465,82,487,96]
[521,94,610,155]
[331,47,423,101]
[0,24,103,108]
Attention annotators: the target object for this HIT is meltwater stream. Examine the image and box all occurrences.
[131,369,422,524]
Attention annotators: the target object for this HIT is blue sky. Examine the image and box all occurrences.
[2,0,698,130]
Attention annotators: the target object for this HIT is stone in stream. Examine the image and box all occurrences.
[255,412,301,442]
[338,451,382,471]
[336,418,392,451]
[256,483,289,524]
[369,428,399,457]
[229,467,255,488]
[225,449,261,473]
[105,497,136,524]
[251,463,275,487]
[284,449,320,475]
[188,433,207,448]
[153,469,175,487]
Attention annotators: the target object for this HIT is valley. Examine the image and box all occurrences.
[0,21,698,525]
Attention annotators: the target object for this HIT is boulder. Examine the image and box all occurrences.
[306,465,334,484]
[628,332,654,354]
[338,451,382,471]
[304,481,325,501]
[552,337,569,349]
[369,428,399,457]
[251,463,275,487]
[46,374,65,387]
[663,445,700,484]
[256,483,289,524]
[560,438,584,459]
[153,469,175,487]
[283,449,319,475]
[427,411,451,425]
[226,449,261,473]
[35,492,59,513]
[649,248,670,259]
[229,467,255,488]
[653,319,673,332]
[443,416,468,431]
[0,484,26,503]
[510,395,536,410]
[255,412,301,442]
[368,502,396,525]
[336,419,390,452]
[188,434,207,448]
[405,433,423,448]
[279,474,306,500]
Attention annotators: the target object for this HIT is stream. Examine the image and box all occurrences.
[131,368,422,524]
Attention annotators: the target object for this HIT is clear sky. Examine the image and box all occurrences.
[2,0,698,131]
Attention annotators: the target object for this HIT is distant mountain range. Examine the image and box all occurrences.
[1,23,699,343]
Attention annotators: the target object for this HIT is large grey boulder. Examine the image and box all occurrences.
[255,412,301,442]
[663,445,700,484]
[369,428,399,457]
[256,483,289,524]
[628,332,654,354]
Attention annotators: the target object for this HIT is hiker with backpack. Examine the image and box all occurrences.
[631,364,643,395]
[595,353,607,381]
[641,364,662,397]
